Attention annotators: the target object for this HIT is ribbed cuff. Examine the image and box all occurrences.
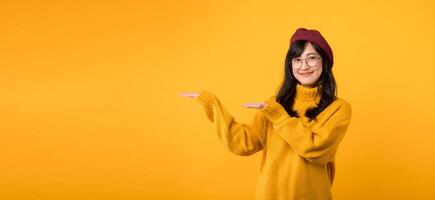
[260,96,289,125]
[195,90,216,122]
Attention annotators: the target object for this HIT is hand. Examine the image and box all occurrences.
[242,102,268,110]
[179,91,200,99]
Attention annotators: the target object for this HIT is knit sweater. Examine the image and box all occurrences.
[195,83,352,200]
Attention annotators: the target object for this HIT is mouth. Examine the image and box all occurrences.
[299,71,313,76]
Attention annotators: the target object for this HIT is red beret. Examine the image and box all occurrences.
[290,28,334,67]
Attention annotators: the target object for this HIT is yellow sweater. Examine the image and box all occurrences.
[195,83,352,200]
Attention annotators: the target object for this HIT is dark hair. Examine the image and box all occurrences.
[275,40,337,122]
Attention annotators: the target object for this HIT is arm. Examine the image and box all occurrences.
[196,90,267,156]
[260,96,352,165]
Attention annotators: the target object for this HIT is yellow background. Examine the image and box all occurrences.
[1,0,434,199]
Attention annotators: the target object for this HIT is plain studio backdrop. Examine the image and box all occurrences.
[1,0,434,199]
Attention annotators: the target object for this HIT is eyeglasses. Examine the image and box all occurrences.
[290,54,321,69]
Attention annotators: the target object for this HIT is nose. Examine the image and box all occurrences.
[300,60,309,70]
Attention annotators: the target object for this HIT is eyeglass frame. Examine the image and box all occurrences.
[289,53,322,69]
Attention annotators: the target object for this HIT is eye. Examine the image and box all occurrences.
[308,56,318,61]
[293,58,301,62]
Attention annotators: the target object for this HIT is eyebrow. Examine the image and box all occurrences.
[294,52,319,58]
[303,52,319,56]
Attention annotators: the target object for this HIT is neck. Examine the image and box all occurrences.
[295,83,320,103]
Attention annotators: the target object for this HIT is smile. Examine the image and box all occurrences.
[299,72,313,76]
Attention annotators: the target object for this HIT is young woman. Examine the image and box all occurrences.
[180,27,352,200]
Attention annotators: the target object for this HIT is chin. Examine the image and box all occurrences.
[296,78,317,86]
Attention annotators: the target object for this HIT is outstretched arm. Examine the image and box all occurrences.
[195,90,267,156]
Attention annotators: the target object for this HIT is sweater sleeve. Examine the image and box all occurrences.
[260,96,352,165]
[195,90,267,156]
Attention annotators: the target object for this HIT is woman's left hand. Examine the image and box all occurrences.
[242,102,268,110]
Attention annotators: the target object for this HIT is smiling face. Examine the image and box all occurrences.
[291,42,323,88]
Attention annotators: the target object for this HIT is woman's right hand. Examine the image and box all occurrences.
[179,91,200,99]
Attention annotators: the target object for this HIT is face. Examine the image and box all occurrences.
[291,42,323,88]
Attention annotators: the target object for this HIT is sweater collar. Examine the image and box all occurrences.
[295,83,320,103]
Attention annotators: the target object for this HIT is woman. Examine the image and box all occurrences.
[180,27,352,200]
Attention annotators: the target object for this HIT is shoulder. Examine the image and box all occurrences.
[334,97,352,113]
[312,97,352,127]
[328,97,352,119]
